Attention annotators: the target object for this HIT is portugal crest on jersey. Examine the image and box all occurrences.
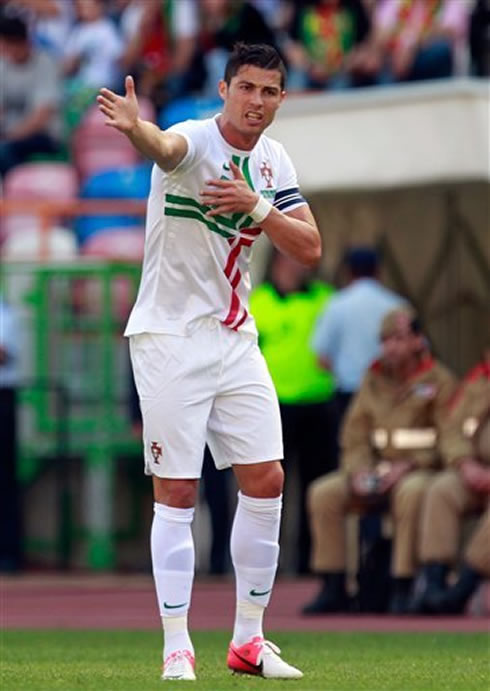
[260,160,274,188]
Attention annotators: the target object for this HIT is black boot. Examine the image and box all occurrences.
[408,562,449,614]
[301,572,349,615]
[425,564,482,615]
[388,577,414,615]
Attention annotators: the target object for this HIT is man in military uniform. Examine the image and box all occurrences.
[302,306,456,615]
[412,346,490,614]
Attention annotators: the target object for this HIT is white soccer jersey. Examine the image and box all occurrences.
[124,115,306,338]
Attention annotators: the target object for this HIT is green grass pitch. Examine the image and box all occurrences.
[1,630,488,690]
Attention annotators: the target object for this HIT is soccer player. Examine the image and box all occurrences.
[97,42,321,681]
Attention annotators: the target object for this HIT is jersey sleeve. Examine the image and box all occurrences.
[166,119,209,174]
[273,145,307,214]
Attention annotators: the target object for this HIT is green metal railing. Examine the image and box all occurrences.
[3,260,143,569]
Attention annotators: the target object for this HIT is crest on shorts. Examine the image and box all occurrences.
[260,160,274,188]
[150,441,163,463]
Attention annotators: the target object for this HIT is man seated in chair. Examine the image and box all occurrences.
[412,344,490,614]
[302,306,456,615]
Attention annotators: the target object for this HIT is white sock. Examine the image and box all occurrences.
[230,492,282,646]
[161,614,192,662]
[151,502,195,658]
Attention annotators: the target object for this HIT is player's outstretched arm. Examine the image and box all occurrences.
[97,76,187,172]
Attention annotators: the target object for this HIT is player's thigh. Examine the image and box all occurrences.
[207,338,283,469]
[130,332,213,478]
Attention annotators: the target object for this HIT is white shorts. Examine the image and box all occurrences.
[129,319,283,478]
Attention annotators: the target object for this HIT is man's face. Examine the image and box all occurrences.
[76,0,102,21]
[218,65,285,138]
[381,316,420,370]
[271,253,310,294]
[0,38,29,64]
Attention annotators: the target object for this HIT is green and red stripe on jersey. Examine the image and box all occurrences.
[222,227,262,330]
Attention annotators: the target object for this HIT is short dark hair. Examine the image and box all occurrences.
[224,42,287,90]
[344,247,379,278]
[0,13,28,41]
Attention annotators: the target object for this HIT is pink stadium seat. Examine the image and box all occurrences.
[72,141,139,181]
[2,163,79,240]
[4,162,78,199]
[77,227,144,319]
[80,227,145,261]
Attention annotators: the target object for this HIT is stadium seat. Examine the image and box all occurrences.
[72,130,138,181]
[80,227,145,261]
[76,165,150,244]
[78,227,144,319]
[3,161,78,200]
[1,162,79,240]
[1,226,77,261]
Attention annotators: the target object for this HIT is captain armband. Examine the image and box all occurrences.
[250,196,273,224]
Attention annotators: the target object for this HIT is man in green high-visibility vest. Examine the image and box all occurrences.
[250,249,336,574]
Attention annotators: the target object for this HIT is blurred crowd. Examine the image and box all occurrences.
[0,0,489,178]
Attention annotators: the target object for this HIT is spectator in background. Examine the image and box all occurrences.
[4,0,74,56]
[249,0,285,31]
[198,0,280,99]
[283,0,371,91]
[63,0,123,90]
[311,248,405,598]
[118,0,199,108]
[250,250,336,573]
[302,307,456,615]
[0,295,22,572]
[412,345,490,615]
[0,11,62,176]
[348,0,470,85]
[62,0,123,131]
[469,0,490,77]
[312,247,404,461]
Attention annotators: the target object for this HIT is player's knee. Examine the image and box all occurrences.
[236,461,284,497]
[260,462,284,497]
[152,477,198,508]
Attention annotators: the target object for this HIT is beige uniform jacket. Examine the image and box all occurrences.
[439,362,490,468]
[340,357,456,474]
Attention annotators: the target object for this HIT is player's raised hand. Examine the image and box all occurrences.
[200,160,257,217]
[97,75,139,134]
